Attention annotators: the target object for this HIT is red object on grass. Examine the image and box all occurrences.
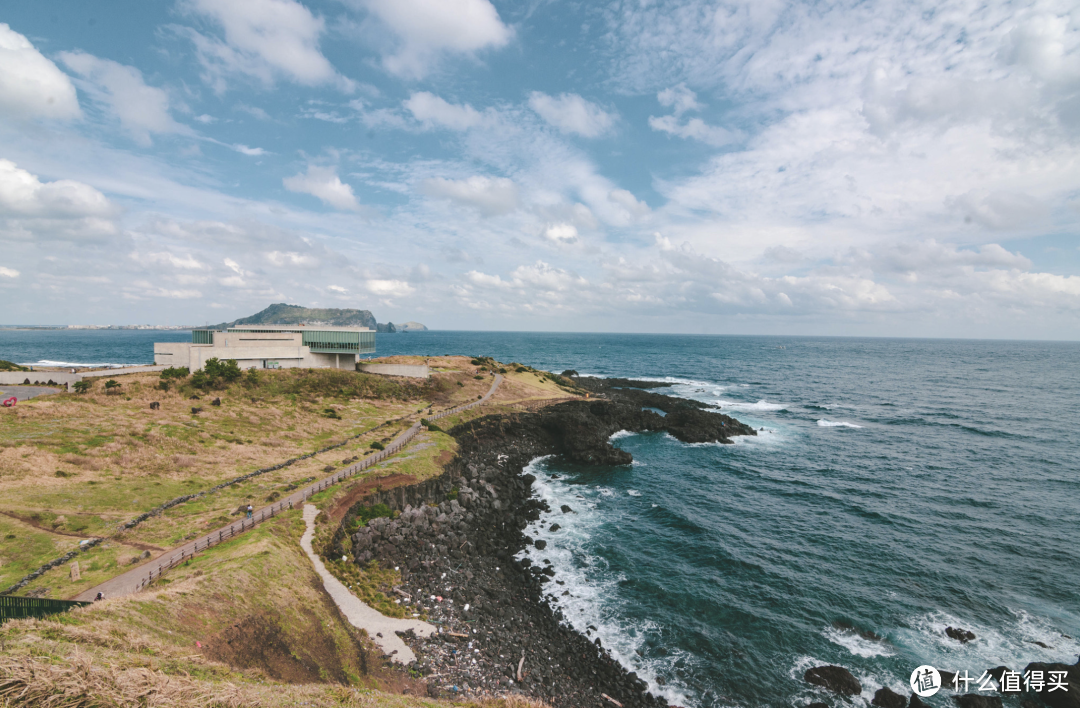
[1,397,16,407]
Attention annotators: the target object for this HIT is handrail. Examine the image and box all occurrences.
[108,374,503,596]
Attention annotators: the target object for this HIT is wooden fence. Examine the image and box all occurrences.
[130,377,499,591]
[1,595,90,623]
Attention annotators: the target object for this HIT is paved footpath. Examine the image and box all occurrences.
[300,504,435,663]
[75,375,503,602]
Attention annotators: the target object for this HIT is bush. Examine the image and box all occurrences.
[0,359,27,372]
[73,380,92,394]
[347,503,394,532]
[456,381,464,387]
[191,358,242,389]
[420,418,443,432]
[323,408,341,419]
[160,366,189,380]
[370,441,385,450]
[104,380,121,395]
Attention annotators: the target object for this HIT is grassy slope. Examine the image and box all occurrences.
[0,355,577,707]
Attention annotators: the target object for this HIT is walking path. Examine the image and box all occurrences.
[75,374,503,602]
[300,504,434,663]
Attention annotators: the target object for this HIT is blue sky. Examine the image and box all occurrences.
[1,0,1079,337]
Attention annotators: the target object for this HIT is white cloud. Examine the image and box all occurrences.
[231,143,266,156]
[328,284,347,293]
[648,114,736,147]
[0,159,114,219]
[528,92,615,138]
[266,250,319,267]
[283,165,361,211]
[354,0,512,79]
[0,24,80,121]
[541,223,578,244]
[365,278,414,297]
[0,266,19,278]
[404,92,484,130]
[420,176,518,216]
[59,52,190,145]
[608,189,650,218]
[180,0,352,92]
[657,84,700,115]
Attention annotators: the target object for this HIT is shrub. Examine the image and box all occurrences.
[160,366,189,380]
[370,441,385,450]
[456,381,464,387]
[73,380,92,394]
[104,380,121,394]
[0,360,27,372]
[191,358,242,389]
[323,408,341,419]
[474,375,484,380]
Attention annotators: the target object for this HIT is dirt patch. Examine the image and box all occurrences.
[324,473,416,525]
[203,609,357,684]
[435,450,454,467]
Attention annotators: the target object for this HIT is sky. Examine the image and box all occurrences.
[1,0,1079,338]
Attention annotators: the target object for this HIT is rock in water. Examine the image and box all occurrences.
[953,695,1003,708]
[910,695,929,708]
[1020,661,1080,708]
[873,687,907,708]
[946,626,976,643]
[804,665,862,695]
[807,703,829,708]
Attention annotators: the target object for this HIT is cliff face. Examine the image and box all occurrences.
[212,303,377,330]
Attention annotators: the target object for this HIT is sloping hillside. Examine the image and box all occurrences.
[213,304,377,330]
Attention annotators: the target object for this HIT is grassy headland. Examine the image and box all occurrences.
[0,354,580,706]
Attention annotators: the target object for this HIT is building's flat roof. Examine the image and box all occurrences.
[225,325,374,332]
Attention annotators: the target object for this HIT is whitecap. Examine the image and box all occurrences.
[715,399,787,412]
[609,430,635,440]
[817,419,863,428]
[627,490,642,497]
[823,626,896,658]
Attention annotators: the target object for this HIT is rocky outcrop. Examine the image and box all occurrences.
[946,626,976,643]
[953,695,1003,708]
[1021,661,1080,708]
[804,665,862,696]
[873,687,907,708]
[326,383,757,706]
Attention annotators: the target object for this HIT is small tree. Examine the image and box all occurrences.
[104,380,121,395]
[73,380,92,394]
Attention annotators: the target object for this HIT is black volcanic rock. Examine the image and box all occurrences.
[873,687,908,708]
[953,695,1003,708]
[1021,661,1080,708]
[805,665,862,695]
[946,626,976,643]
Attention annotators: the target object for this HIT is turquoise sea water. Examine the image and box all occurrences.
[3,329,1078,707]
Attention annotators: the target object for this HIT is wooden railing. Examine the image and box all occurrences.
[1,596,90,623]
[131,376,501,591]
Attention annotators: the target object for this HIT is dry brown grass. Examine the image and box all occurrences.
[0,650,552,708]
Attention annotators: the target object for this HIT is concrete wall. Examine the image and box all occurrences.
[154,342,356,370]
[0,366,167,390]
[357,363,429,378]
[0,371,79,388]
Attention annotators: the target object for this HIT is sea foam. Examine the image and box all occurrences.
[817,419,863,428]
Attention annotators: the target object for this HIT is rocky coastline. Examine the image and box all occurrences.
[329,377,757,707]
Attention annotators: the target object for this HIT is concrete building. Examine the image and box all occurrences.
[154,326,375,371]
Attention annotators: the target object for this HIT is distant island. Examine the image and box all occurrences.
[211,303,426,333]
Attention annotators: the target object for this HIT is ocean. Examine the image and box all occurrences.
[3,329,1078,707]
